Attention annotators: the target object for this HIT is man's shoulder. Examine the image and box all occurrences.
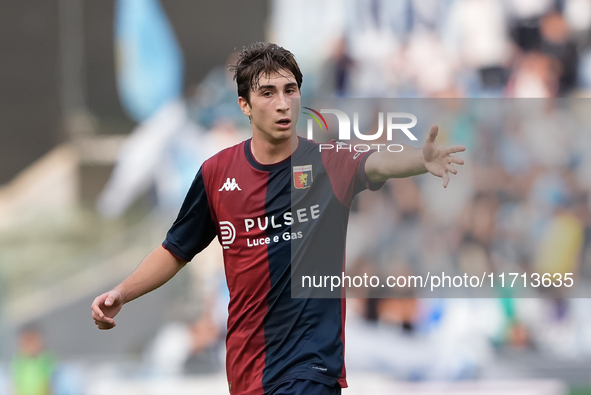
[203,139,247,168]
[294,136,324,158]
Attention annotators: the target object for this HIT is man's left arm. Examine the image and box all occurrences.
[365,125,466,187]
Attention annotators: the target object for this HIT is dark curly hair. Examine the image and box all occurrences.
[229,42,303,104]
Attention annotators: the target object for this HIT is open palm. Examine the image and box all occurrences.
[423,125,466,188]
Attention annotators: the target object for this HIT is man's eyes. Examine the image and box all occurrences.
[261,88,296,96]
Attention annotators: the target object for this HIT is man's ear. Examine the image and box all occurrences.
[238,96,252,118]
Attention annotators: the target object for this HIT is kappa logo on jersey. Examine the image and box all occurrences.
[219,221,236,249]
[219,178,242,191]
[293,165,313,189]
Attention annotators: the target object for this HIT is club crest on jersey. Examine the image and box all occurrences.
[293,165,313,189]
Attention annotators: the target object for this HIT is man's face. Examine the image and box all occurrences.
[239,69,300,144]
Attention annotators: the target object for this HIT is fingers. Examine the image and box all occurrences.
[104,290,122,307]
[427,125,439,143]
[443,171,450,188]
[91,291,121,330]
[92,309,116,329]
[94,319,116,330]
[449,156,464,165]
[91,294,107,319]
[105,295,115,307]
[446,164,457,175]
[92,313,116,330]
[446,145,466,155]
[92,310,115,324]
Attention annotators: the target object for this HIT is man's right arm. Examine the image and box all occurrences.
[91,245,186,330]
[92,165,217,330]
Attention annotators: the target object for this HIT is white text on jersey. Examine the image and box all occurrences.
[245,204,321,232]
[219,178,242,191]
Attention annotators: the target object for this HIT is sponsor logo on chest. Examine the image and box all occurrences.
[218,204,321,249]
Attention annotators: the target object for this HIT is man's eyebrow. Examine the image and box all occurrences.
[257,82,298,92]
[257,84,277,91]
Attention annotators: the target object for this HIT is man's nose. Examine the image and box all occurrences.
[276,93,289,111]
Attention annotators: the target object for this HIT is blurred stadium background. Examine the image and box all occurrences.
[1,0,591,393]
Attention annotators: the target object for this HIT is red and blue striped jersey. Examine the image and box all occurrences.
[163,137,383,395]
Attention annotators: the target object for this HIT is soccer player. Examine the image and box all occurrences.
[91,42,465,395]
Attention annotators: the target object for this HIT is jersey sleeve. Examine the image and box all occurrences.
[162,167,217,262]
[321,141,385,207]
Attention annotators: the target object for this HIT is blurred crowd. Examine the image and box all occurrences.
[271,0,591,99]
[341,98,591,380]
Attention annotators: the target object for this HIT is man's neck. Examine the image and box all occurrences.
[250,134,298,165]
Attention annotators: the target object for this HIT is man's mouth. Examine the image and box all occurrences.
[277,118,291,127]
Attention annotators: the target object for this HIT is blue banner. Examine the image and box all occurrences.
[115,0,184,122]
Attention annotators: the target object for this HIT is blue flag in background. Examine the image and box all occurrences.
[115,0,184,122]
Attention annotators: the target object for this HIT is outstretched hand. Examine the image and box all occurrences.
[423,125,466,188]
[91,290,124,330]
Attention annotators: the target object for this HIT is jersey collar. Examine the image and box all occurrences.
[244,137,301,172]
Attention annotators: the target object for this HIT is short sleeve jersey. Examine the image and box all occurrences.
[163,137,383,395]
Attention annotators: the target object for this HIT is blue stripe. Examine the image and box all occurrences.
[261,139,344,391]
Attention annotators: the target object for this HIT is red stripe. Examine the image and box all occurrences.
[203,143,271,394]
